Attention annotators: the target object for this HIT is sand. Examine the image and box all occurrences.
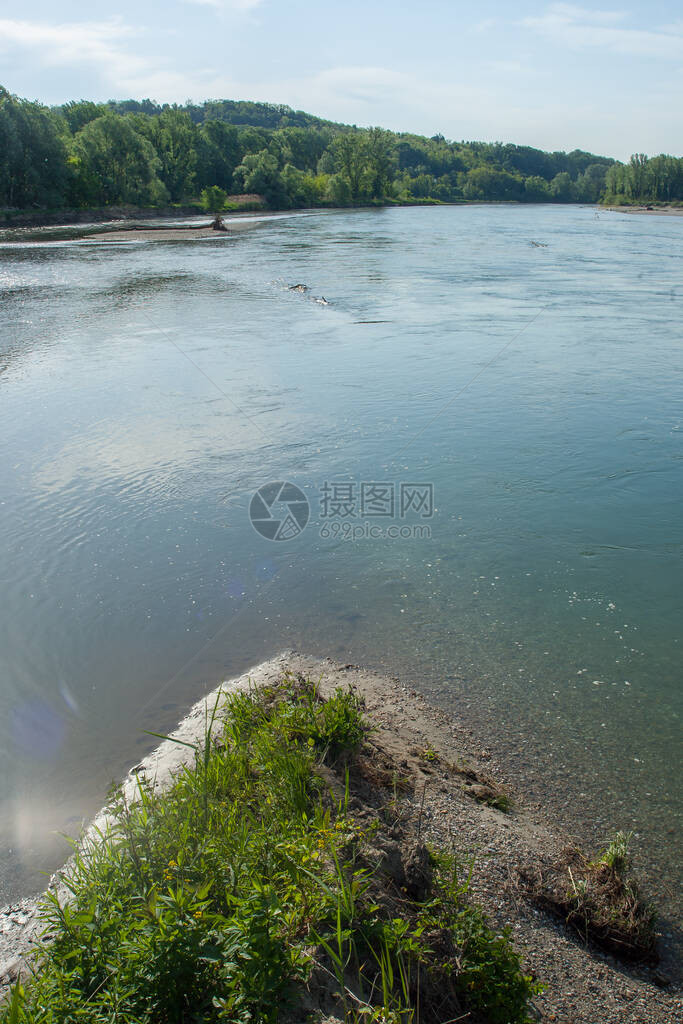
[90,222,256,242]
[604,205,683,217]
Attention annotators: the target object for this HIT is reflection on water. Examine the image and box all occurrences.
[0,205,681,906]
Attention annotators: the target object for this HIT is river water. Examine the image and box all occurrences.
[0,205,681,907]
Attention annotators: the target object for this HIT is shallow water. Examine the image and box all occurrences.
[0,205,681,905]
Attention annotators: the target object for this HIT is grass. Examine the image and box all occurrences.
[2,676,540,1023]
[418,745,439,764]
[518,830,657,964]
[592,830,633,875]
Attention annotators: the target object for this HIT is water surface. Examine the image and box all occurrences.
[0,205,681,906]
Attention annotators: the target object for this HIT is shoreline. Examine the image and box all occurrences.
[4,200,661,238]
[2,200,682,237]
[1,652,680,1020]
[0,210,296,245]
[88,221,260,242]
[603,204,683,217]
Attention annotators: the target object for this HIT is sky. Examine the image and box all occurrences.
[0,1,682,159]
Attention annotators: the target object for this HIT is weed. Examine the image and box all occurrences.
[517,832,658,963]
[593,830,633,875]
[2,680,538,1023]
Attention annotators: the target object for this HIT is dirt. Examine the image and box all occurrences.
[1,652,681,1022]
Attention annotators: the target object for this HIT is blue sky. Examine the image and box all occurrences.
[1,2,681,158]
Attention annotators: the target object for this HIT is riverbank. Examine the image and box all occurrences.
[2,199,618,235]
[1,654,679,1022]
[604,204,683,216]
[89,217,269,242]
[0,197,267,229]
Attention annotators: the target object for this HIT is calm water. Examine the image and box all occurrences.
[0,205,681,906]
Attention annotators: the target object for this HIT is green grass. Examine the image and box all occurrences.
[3,677,540,1023]
[592,830,633,876]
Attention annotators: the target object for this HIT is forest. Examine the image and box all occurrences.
[1,87,682,215]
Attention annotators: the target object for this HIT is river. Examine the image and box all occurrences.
[0,204,681,907]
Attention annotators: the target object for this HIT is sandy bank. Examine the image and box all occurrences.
[90,222,255,242]
[1,653,680,1021]
[604,205,683,217]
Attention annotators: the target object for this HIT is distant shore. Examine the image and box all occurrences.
[9,199,678,236]
[604,204,683,217]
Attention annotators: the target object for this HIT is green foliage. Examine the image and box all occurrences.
[1,682,539,1024]
[200,185,228,215]
[135,109,198,201]
[69,113,168,207]
[420,853,540,1024]
[232,148,287,206]
[278,678,367,758]
[12,83,674,218]
[196,120,241,191]
[463,165,524,201]
[0,87,69,208]
[549,171,572,201]
[603,152,683,204]
[593,830,633,875]
[330,132,371,201]
[60,100,108,135]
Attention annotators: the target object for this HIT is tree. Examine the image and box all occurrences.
[200,185,229,229]
[549,171,572,201]
[573,163,608,202]
[196,120,241,191]
[60,100,107,135]
[69,114,167,206]
[327,173,352,205]
[366,127,395,199]
[4,84,662,214]
[463,166,523,200]
[0,88,68,208]
[524,175,550,201]
[330,133,369,201]
[232,149,286,206]
[200,185,227,214]
[135,109,197,201]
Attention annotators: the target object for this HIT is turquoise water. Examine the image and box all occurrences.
[0,205,681,905]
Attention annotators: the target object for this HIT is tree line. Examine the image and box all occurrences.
[1,86,681,214]
[603,153,683,204]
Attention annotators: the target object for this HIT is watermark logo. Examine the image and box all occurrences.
[249,481,310,541]
[249,480,434,542]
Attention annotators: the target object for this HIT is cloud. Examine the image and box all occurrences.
[522,4,683,59]
[0,16,261,101]
[183,0,262,9]
[544,4,628,25]
[0,18,150,84]
[0,18,232,101]
[0,18,136,64]
[311,66,414,107]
